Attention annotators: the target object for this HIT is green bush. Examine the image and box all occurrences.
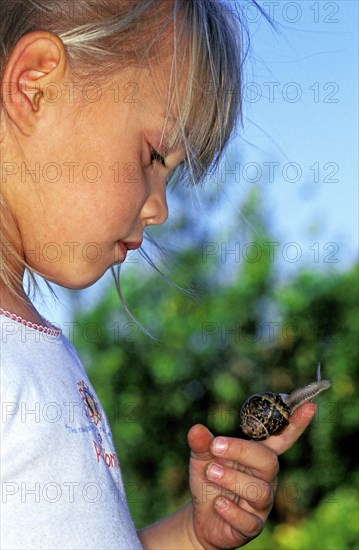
[72,194,358,547]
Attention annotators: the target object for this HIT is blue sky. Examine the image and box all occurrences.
[164,0,358,277]
[242,0,358,263]
[34,0,358,326]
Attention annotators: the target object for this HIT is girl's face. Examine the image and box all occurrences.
[3,63,185,289]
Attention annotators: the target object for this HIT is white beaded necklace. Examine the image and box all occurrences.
[0,307,62,336]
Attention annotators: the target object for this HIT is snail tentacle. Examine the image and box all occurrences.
[286,365,331,413]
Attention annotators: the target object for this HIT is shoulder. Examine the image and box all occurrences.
[0,317,87,400]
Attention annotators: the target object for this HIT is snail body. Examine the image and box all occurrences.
[240,364,331,440]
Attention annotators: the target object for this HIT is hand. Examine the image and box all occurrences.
[187,403,316,550]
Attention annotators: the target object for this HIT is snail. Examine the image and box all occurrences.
[240,363,331,440]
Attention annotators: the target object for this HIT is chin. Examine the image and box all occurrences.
[30,262,109,291]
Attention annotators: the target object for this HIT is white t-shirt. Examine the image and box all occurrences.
[0,316,143,550]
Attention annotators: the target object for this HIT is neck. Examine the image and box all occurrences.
[0,281,46,326]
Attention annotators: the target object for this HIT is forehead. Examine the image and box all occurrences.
[137,63,183,109]
[129,65,186,143]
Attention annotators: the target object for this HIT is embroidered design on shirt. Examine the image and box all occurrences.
[76,380,119,468]
[78,380,102,426]
[93,433,119,468]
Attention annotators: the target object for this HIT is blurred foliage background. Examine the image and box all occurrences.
[71,189,358,549]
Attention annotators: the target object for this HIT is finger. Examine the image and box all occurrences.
[187,424,215,461]
[263,402,316,455]
[214,496,264,542]
[210,436,279,481]
[205,463,274,511]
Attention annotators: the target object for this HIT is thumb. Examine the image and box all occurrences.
[263,402,317,455]
[187,424,215,461]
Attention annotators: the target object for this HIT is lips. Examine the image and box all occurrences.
[114,240,142,263]
[123,242,142,250]
[114,240,142,265]
[116,241,128,261]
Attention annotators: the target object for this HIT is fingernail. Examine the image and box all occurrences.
[215,497,229,511]
[212,437,228,454]
[207,463,224,481]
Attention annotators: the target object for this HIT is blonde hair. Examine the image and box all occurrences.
[0,0,245,304]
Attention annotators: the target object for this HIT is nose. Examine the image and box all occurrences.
[141,181,168,227]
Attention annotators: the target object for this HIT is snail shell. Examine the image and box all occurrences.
[240,363,331,440]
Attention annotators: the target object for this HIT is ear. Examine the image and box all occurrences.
[1,31,67,135]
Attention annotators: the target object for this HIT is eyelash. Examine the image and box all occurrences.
[149,145,167,168]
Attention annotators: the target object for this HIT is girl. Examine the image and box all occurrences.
[0,1,315,548]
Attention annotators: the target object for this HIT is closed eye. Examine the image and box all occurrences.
[149,145,167,168]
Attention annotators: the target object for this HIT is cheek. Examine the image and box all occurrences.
[116,175,149,218]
